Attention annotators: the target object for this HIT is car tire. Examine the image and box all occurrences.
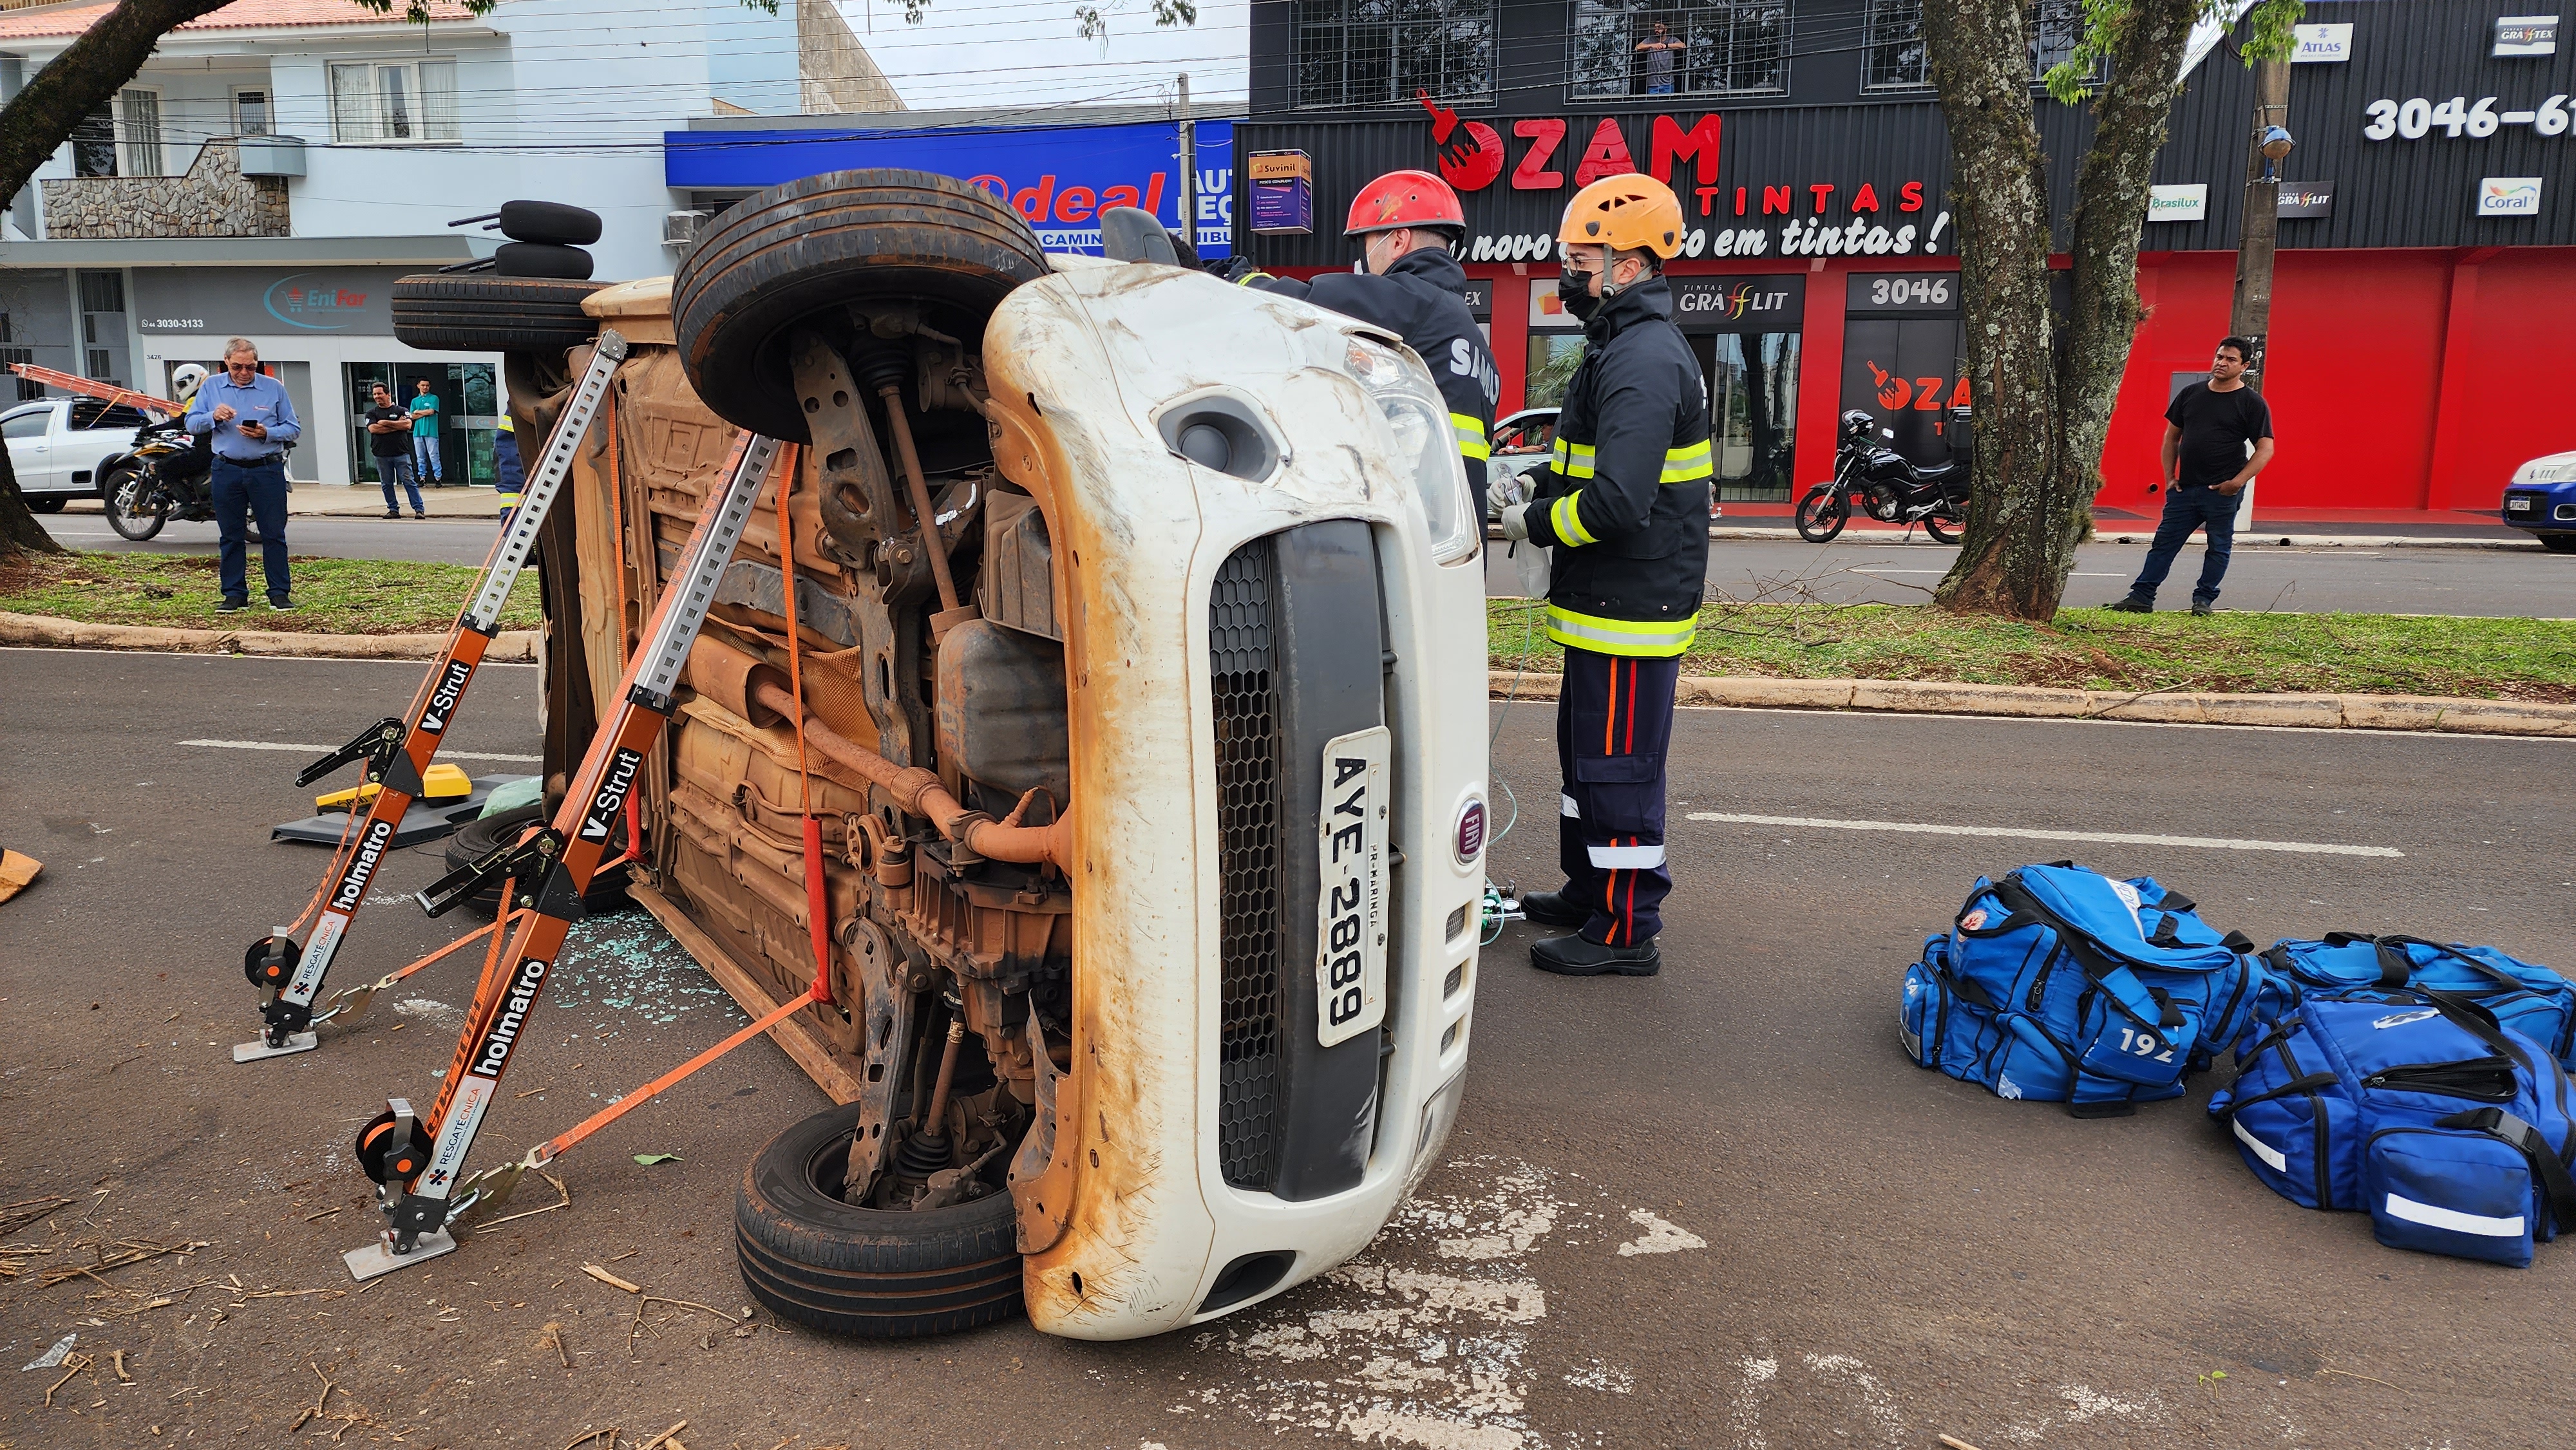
[24,494,65,514]
[497,200,602,247]
[392,275,604,355]
[2541,534,2576,554]
[439,802,628,914]
[735,1100,1024,1339]
[671,169,1052,443]
[100,466,167,540]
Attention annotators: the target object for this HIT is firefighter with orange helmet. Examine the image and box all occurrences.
[1499,173,1712,977]
[1230,169,1501,516]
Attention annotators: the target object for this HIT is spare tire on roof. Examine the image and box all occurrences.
[670,169,1052,443]
[392,274,605,355]
[498,200,603,247]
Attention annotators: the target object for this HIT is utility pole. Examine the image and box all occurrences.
[1177,73,1195,251]
[2225,57,2290,530]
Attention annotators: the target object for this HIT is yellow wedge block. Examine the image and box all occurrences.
[316,763,472,811]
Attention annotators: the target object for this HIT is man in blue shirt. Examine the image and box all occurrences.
[185,337,302,612]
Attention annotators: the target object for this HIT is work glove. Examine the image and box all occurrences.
[1500,501,1532,543]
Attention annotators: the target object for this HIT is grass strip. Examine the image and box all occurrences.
[1488,598,2576,704]
[0,549,535,635]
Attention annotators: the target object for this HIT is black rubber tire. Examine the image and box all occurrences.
[1794,485,1848,543]
[2541,534,2576,554]
[672,169,1052,443]
[498,200,602,247]
[440,802,629,914]
[1922,514,1962,544]
[100,466,167,541]
[24,494,65,513]
[392,275,604,355]
[735,1101,1024,1339]
[493,241,595,281]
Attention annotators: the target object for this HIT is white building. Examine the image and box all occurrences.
[0,0,896,490]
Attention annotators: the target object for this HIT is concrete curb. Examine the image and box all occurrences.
[1488,668,2576,739]
[0,610,538,662]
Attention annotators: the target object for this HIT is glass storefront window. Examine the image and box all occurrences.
[345,359,496,486]
[1712,331,1798,500]
[1526,332,1586,409]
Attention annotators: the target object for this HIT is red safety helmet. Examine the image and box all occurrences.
[1345,169,1466,238]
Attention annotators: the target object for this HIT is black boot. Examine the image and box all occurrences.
[1513,889,1589,929]
[1531,932,1660,978]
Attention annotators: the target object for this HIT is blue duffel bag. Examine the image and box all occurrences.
[1900,863,2282,1116]
[2211,987,2576,1266]
[2260,933,2576,1070]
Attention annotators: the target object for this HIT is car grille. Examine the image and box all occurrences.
[1209,540,1284,1189]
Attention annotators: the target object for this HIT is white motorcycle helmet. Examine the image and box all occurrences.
[169,362,209,399]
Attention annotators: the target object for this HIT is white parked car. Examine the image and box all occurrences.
[1,396,155,510]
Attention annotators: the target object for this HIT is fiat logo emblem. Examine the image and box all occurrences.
[1455,798,1488,863]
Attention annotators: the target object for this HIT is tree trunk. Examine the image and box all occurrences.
[0,438,65,558]
[1926,0,2204,619]
[0,0,239,206]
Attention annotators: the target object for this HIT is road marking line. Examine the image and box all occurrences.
[179,739,540,763]
[1682,811,2403,858]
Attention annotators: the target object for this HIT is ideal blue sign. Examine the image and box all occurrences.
[665,120,1233,258]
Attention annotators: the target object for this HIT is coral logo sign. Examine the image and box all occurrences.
[263,274,370,331]
[2477,176,2544,216]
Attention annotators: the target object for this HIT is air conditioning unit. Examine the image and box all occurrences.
[662,210,710,251]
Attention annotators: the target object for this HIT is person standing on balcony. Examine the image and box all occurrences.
[186,338,301,612]
[1636,20,1684,96]
[366,382,425,518]
[408,377,444,484]
[1498,174,1710,977]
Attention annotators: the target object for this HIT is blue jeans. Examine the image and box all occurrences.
[2128,484,2240,606]
[377,451,424,513]
[412,434,442,482]
[1645,81,1674,95]
[211,457,291,605]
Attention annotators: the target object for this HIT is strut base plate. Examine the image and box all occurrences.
[343,1228,457,1282]
[231,1032,318,1063]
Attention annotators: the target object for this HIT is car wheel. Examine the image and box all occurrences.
[671,169,1052,443]
[2541,534,2576,554]
[735,1101,1024,1339]
[1794,485,1848,543]
[101,467,167,541]
[24,494,65,514]
[392,275,605,355]
[439,801,628,914]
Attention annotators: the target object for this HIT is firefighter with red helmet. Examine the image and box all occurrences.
[1231,169,1501,516]
[1499,173,1712,977]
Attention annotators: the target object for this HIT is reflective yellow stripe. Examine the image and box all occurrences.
[1554,440,1597,480]
[1452,413,1490,461]
[1544,607,1698,658]
[1548,491,1598,547]
[1233,270,1276,286]
[1660,438,1714,484]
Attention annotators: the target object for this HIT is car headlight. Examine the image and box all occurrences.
[1330,334,1480,565]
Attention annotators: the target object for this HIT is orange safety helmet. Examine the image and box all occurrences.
[1557,172,1685,259]
[1345,169,1466,237]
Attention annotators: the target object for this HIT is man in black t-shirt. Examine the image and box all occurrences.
[2107,336,2275,615]
[365,382,425,518]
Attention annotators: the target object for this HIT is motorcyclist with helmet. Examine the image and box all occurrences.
[1227,169,1500,518]
[1497,173,1713,977]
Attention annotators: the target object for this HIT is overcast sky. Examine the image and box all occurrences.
[839,0,1251,113]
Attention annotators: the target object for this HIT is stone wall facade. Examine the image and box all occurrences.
[41,140,290,240]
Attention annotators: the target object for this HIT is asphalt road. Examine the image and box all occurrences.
[1486,535,2576,617]
[5,646,2573,1448]
[39,510,503,566]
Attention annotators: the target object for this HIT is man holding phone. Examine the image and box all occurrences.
[2107,335,2275,616]
[186,337,303,612]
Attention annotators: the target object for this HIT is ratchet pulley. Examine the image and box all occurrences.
[346,432,788,1281]
[232,332,628,1066]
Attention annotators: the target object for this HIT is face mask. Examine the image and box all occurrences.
[1557,268,1601,323]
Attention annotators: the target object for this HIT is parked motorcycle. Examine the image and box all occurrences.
[97,417,218,541]
[1796,408,1969,543]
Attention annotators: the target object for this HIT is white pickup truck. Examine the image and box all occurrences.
[0,395,155,509]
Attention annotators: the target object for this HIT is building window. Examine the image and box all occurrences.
[71,106,118,176]
[1862,1,2105,92]
[1862,0,1929,90]
[234,88,272,137]
[329,59,460,144]
[117,88,164,176]
[1570,2,1788,100]
[1291,0,1498,111]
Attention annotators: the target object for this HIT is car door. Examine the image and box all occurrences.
[1,403,63,494]
[62,400,145,493]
